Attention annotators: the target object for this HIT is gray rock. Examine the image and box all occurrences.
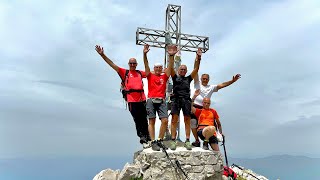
[118,163,142,180]
[93,169,120,180]
[93,145,224,180]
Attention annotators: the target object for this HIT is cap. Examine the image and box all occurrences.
[154,63,163,67]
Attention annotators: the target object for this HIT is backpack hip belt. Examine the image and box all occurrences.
[123,89,144,93]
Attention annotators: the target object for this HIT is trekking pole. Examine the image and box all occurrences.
[157,141,189,180]
[222,135,229,167]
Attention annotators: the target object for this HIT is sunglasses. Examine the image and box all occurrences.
[202,78,208,80]
[129,62,137,65]
[180,69,187,71]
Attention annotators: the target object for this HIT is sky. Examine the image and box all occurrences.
[1,0,320,164]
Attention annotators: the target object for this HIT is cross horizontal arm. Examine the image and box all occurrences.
[136,27,209,53]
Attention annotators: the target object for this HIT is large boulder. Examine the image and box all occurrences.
[93,143,224,180]
[133,146,224,180]
[93,169,120,180]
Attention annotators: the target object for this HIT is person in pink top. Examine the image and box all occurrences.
[143,44,177,151]
[95,44,150,147]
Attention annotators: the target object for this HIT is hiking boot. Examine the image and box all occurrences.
[191,140,200,147]
[184,141,192,150]
[151,140,161,151]
[142,142,151,149]
[203,141,209,150]
[169,140,177,150]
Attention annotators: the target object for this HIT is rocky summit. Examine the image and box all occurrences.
[93,142,224,180]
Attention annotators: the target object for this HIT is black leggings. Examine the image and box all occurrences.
[128,101,150,140]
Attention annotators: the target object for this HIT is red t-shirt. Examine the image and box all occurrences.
[118,68,146,102]
[194,108,219,130]
[147,73,169,98]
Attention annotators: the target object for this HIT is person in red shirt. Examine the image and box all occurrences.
[143,44,177,151]
[95,44,150,147]
[191,90,223,151]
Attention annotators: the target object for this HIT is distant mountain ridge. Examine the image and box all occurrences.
[1,154,319,180]
[229,154,320,180]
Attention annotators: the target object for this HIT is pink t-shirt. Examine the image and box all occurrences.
[147,73,169,98]
[118,68,146,102]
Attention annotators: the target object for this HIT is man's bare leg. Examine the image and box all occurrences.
[202,126,216,150]
[210,143,220,151]
[148,118,156,140]
[171,114,179,140]
[169,114,179,150]
[159,118,168,139]
[202,126,216,138]
[184,116,191,140]
[184,116,192,150]
[192,128,199,141]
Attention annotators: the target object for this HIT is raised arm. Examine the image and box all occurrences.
[216,74,241,90]
[169,46,177,77]
[190,48,202,79]
[95,45,119,72]
[215,118,223,134]
[193,55,200,89]
[166,45,177,77]
[191,89,200,114]
[143,44,151,76]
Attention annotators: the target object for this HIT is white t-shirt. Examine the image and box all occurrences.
[193,79,218,106]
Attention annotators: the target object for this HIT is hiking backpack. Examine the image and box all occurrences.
[223,166,237,180]
[118,70,143,101]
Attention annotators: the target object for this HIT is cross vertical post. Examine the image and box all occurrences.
[136,4,209,142]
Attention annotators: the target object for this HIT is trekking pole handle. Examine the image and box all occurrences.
[222,134,226,145]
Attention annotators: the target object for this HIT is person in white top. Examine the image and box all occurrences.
[190,73,241,147]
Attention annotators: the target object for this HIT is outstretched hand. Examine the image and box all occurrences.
[167,45,178,56]
[194,89,200,97]
[95,45,104,55]
[143,44,150,54]
[196,48,202,59]
[232,74,241,82]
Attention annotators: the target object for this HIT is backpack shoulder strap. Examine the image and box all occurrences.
[124,70,129,82]
[118,70,129,84]
[136,70,143,84]
[136,70,142,77]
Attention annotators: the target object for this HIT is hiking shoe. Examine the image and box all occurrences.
[169,140,177,150]
[203,141,209,150]
[151,140,161,151]
[142,142,151,149]
[192,140,200,147]
[184,141,192,150]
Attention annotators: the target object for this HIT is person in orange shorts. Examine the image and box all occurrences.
[191,89,223,151]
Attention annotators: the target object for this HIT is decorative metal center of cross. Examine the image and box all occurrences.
[136,4,209,67]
